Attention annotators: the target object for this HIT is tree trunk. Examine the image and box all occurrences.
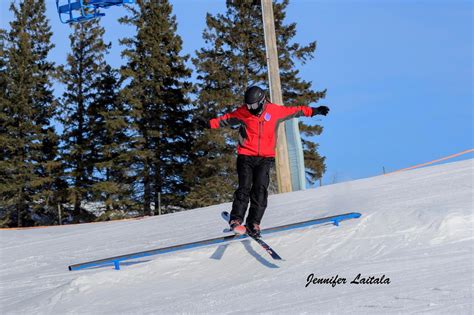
[143,160,151,216]
[16,195,22,227]
[153,161,161,216]
[74,190,81,217]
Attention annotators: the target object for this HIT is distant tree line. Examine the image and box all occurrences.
[0,0,326,227]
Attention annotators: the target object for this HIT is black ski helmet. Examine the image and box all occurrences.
[244,86,266,114]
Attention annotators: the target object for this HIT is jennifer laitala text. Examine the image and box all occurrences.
[305,273,391,288]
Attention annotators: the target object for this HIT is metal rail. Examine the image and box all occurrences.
[68,212,361,271]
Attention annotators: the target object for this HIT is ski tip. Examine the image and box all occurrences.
[221,211,230,220]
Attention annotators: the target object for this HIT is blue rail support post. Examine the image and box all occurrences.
[68,212,361,271]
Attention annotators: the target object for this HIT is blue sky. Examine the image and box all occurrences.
[1,0,472,185]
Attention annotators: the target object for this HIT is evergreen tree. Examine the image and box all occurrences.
[0,0,59,227]
[59,19,110,222]
[185,0,326,208]
[0,28,9,152]
[120,0,194,215]
[0,28,11,225]
[89,65,136,219]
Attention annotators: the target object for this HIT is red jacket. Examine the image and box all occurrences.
[210,102,313,157]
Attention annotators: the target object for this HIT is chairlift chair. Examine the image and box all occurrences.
[56,0,134,24]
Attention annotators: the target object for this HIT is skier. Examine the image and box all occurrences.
[200,86,329,237]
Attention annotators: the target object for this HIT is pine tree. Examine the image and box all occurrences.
[59,19,110,222]
[89,65,136,219]
[0,28,11,225]
[0,0,59,227]
[185,0,326,207]
[120,0,194,215]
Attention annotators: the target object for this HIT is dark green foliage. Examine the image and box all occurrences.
[120,0,194,215]
[185,0,327,207]
[0,0,60,227]
[58,19,111,222]
[89,65,137,217]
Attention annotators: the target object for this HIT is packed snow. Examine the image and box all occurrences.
[1,159,473,314]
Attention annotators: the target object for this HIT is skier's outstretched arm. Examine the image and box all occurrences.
[209,109,243,129]
[193,109,243,129]
[277,105,330,121]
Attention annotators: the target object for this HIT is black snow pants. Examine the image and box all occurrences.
[230,155,275,226]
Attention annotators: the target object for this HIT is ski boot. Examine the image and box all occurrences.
[246,223,261,238]
[229,219,246,235]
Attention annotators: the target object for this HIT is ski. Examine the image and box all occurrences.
[221,211,282,260]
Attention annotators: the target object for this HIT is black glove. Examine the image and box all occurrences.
[311,106,330,116]
[193,116,210,129]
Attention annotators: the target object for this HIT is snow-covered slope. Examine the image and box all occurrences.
[1,159,473,314]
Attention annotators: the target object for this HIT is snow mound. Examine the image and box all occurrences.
[1,159,473,314]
